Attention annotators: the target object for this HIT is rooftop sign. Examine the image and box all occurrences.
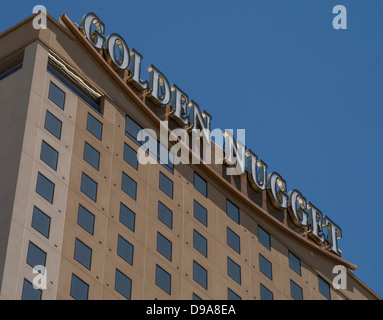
[78,12,343,256]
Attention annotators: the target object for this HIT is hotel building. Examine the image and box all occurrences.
[0,12,380,300]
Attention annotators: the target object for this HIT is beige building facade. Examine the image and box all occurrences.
[0,12,380,300]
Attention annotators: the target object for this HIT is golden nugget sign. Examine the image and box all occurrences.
[79,13,343,256]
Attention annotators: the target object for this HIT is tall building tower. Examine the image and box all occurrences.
[0,12,380,300]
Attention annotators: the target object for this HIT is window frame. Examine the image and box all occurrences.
[40,140,59,171]
[44,110,62,140]
[74,238,93,270]
[48,81,66,110]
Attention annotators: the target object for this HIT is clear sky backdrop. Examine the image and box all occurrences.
[1,0,382,298]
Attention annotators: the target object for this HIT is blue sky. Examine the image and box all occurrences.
[1,0,382,298]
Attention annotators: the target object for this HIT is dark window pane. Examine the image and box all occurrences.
[157,232,172,261]
[80,172,98,202]
[86,113,103,140]
[227,257,241,285]
[74,238,92,270]
[227,227,240,254]
[122,172,137,200]
[193,293,202,300]
[70,274,89,300]
[40,141,58,171]
[259,254,272,280]
[155,265,171,295]
[193,200,207,227]
[290,280,303,300]
[318,276,331,300]
[117,235,134,265]
[228,288,241,300]
[47,64,101,113]
[0,63,22,81]
[22,279,42,300]
[258,226,271,250]
[48,82,66,109]
[159,143,174,173]
[159,172,173,199]
[31,206,51,238]
[77,204,95,235]
[36,173,55,204]
[194,173,207,197]
[289,252,301,276]
[44,110,62,140]
[193,261,207,290]
[158,201,173,229]
[125,115,143,145]
[226,200,240,224]
[119,202,136,232]
[193,230,207,257]
[123,143,138,170]
[260,284,274,300]
[115,269,132,300]
[26,242,47,269]
[84,142,100,170]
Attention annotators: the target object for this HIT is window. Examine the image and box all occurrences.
[84,142,100,170]
[260,284,273,300]
[119,202,136,232]
[122,172,137,200]
[86,113,103,140]
[155,265,171,295]
[31,206,51,238]
[26,242,47,269]
[48,81,66,109]
[193,230,207,258]
[290,280,303,300]
[193,200,207,227]
[227,257,241,285]
[70,274,89,300]
[159,172,173,199]
[77,204,95,235]
[22,279,42,300]
[193,261,208,290]
[47,64,101,113]
[125,115,143,145]
[0,63,22,81]
[80,172,98,202]
[227,227,240,254]
[158,201,173,229]
[193,293,202,300]
[318,276,331,300]
[258,226,271,250]
[44,110,62,140]
[259,254,272,280]
[228,288,241,300]
[117,235,134,265]
[123,143,138,170]
[40,141,58,171]
[159,143,174,174]
[157,232,172,261]
[226,200,240,224]
[36,172,55,204]
[288,252,301,276]
[194,172,207,197]
[115,269,132,300]
[74,238,92,270]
